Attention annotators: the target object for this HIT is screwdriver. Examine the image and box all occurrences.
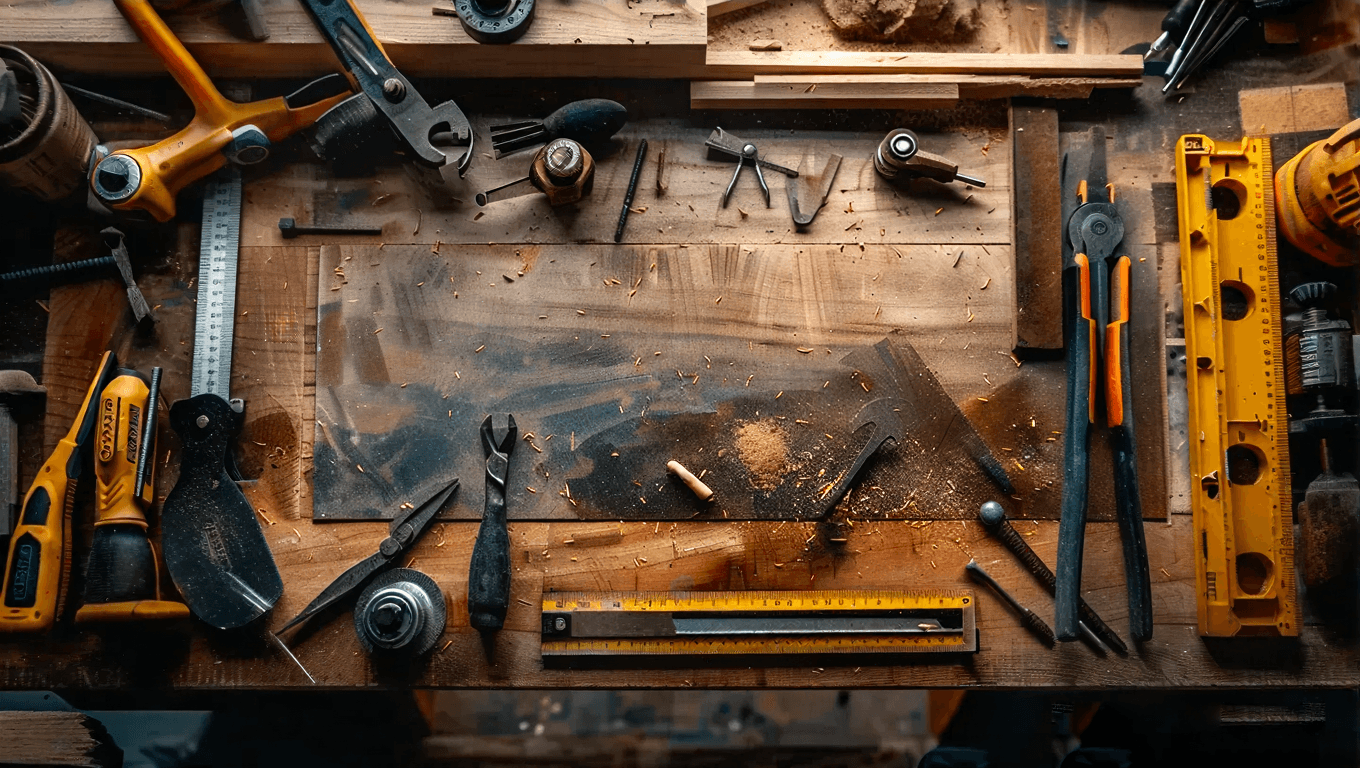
[1,352,116,631]
[1147,0,1201,59]
[75,367,189,623]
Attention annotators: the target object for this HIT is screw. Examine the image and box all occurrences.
[0,256,118,287]
[278,218,383,239]
[553,617,566,631]
[196,415,210,429]
[382,78,406,103]
[978,501,1127,654]
[965,559,1056,646]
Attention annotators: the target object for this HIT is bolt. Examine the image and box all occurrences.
[965,559,1055,646]
[978,501,1127,654]
[543,139,583,182]
[382,78,406,103]
[278,218,383,239]
[553,617,567,631]
[196,415,210,429]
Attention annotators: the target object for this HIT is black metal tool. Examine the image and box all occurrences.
[453,0,535,43]
[978,501,1125,654]
[1146,0,1199,59]
[490,99,628,158]
[817,398,902,518]
[0,228,153,330]
[965,559,1055,647]
[704,127,797,208]
[161,171,286,631]
[354,567,446,656]
[469,414,516,632]
[278,477,460,634]
[278,218,383,239]
[613,139,648,243]
[787,153,842,228]
[873,129,985,187]
[1054,131,1151,644]
[300,0,473,175]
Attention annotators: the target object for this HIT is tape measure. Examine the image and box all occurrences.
[1175,134,1298,637]
[541,590,977,657]
[190,170,242,401]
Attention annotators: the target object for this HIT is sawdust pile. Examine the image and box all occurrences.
[820,0,982,43]
[734,419,791,491]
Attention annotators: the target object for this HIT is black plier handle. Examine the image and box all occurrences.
[1055,182,1151,644]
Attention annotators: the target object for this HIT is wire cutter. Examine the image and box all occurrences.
[468,414,516,632]
[1054,174,1152,644]
[704,127,798,208]
[277,476,460,634]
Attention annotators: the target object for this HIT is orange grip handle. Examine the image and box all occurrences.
[96,0,351,221]
[1105,256,1132,428]
[93,373,153,529]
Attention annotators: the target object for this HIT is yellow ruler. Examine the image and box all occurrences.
[1175,134,1298,637]
[541,589,976,657]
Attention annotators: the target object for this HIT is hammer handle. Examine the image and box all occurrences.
[0,256,116,287]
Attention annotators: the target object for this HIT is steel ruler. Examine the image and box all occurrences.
[541,589,977,657]
[190,169,242,400]
[1175,134,1298,637]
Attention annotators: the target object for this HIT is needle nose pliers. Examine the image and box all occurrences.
[1054,178,1152,644]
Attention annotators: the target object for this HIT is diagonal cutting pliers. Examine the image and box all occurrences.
[278,476,460,634]
[469,414,517,632]
[1054,178,1152,644]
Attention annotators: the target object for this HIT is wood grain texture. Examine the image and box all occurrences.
[0,711,122,767]
[0,0,706,78]
[703,51,1146,79]
[691,80,961,110]
[692,77,1142,108]
[707,0,770,17]
[1009,105,1063,354]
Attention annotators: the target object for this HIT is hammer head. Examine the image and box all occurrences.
[100,227,154,331]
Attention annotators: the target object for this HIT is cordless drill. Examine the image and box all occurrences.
[75,367,188,623]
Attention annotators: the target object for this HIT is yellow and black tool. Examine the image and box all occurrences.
[1276,117,1360,267]
[87,0,350,221]
[1176,133,1297,637]
[1,352,116,632]
[76,367,188,623]
[541,590,977,659]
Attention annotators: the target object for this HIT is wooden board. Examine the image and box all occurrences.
[0,0,706,78]
[702,51,1145,79]
[1010,104,1063,354]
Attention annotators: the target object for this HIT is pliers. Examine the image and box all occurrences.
[1054,178,1152,644]
[468,414,516,632]
[704,127,797,208]
[278,476,460,634]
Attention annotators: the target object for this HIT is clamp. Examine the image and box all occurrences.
[89,0,350,221]
[704,127,797,208]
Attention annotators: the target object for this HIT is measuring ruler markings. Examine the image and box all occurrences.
[191,170,242,400]
[1175,134,1297,637]
[541,590,977,656]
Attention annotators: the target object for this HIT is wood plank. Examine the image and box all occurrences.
[691,80,961,110]
[1009,104,1063,355]
[242,119,1013,247]
[2,511,1358,689]
[704,51,1146,79]
[693,77,1140,108]
[0,711,122,767]
[0,0,706,78]
[707,0,770,17]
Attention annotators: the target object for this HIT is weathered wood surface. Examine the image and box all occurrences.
[0,0,706,78]
[702,52,1145,79]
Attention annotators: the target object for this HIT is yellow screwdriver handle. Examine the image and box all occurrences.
[1,352,115,632]
[93,373,153,529]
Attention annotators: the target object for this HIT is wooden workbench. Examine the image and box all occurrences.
[2,2,1359,691]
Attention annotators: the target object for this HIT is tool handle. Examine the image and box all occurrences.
[94,373,153,529]
[114,0,228,121]
[1018,606,1058,647]
[1055,256,1096,642]
[1104,256,1152,641]
[1,352,115,632]
[468,460,511,631]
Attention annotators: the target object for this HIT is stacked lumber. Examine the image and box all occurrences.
[692,51,1146,108]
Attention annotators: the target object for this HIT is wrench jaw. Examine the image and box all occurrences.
[425,101,476,177]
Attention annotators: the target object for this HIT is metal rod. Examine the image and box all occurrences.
[614,139,648,243]
[134,366,161,498]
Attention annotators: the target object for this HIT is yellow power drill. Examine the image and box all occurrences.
[75,367,188,623]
